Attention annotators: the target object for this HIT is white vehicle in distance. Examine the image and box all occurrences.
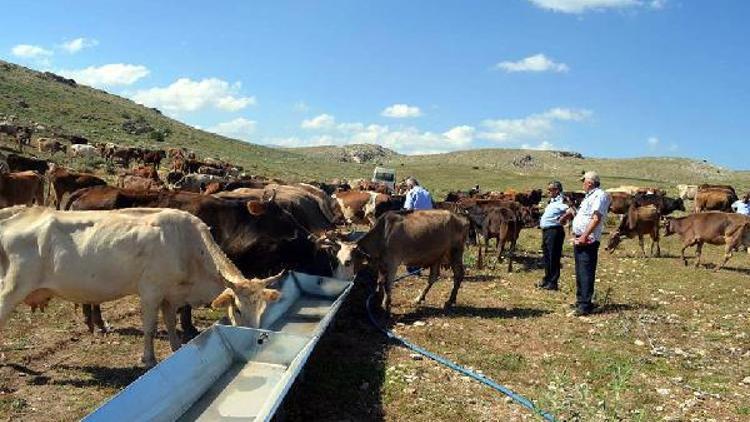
[372,167,396,192]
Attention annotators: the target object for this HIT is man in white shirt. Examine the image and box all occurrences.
[565,171,611,316]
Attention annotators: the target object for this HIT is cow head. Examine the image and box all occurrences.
[605,231,623,253]
[211,270,285,327]
[313,230,365,280]
[662,217,676,236]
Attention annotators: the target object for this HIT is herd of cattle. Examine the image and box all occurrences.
[0,135,748,367]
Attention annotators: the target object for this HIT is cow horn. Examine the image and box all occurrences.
[259,269,287,287]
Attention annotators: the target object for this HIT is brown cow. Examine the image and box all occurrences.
[0,171,44,208]
[117,175,164,191]
[37,137,67,155]
[609,192,632,215]
[694,189,737,212]
[664,212,750,270]
[338,210,468,313]
[606,205,661,257]
[142,150,166,169]
[47,166,107,209]
[466,201,536,271]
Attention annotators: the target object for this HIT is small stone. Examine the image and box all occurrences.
[410,353,423,361]
[742,376,750,385]
[413,321,426,327]
[634,339,645,347]
[504,396,513,403]
[657,388,670,396]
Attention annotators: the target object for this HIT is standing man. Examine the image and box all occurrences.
[537,181,569,291]
[403,177,433,210]
[731,194,750,215]
[566,171,611,316]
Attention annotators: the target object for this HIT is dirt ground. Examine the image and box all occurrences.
[1,228,749,421]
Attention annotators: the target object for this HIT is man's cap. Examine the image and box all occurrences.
[580,171,600,183]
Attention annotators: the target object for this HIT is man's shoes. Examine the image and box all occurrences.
[537,282,558,291]
[572,304,598,316]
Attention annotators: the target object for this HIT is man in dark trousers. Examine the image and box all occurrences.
[566,171,611,316]
[537,181,569,291]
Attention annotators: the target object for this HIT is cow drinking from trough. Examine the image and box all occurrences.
[335,210,468,313]
[0,206,281,367]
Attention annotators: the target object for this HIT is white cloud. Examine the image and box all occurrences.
[479,108,591,143]
[495,54,569,73]
[381,104,423,118]
[60,37,98,54]
[301,113,336,129]
[59,64,150,88]
[11,44,52,59]
[132,78,256,112]
[647,136,659,148]
[208,118,257,141]
[521,141,557,150]
[527,0,661,13]
[442,125,476,146]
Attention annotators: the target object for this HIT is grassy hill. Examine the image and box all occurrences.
[1,59,748,197]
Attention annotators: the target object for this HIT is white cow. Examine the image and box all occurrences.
[69,143,98,158]
[0,206,281,366]
[676,184,698,200]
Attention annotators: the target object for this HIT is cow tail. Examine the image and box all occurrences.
[195,220,245,284]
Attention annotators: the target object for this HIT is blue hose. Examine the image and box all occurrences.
[365,271,556,422]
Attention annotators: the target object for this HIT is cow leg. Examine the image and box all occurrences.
[0,269,37,330]
[82,304,95,333]
[160,301,181,352]
[716,244,733,272]
[179,305,199,343]
[445,249,465,308]
[507,236,517,273]
[476,238,484,269]
[638,234,646,257]
[653,229,661,258]
[381,266,397,314]
[694,242,704,268]
[91,305,110,334]
[140,296,161,367]
[681,241,697,266]
[414,264,440,305]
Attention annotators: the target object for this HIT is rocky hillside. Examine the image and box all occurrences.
[287,144,400,164]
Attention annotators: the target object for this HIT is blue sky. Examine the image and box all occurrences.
[1,0,748,168]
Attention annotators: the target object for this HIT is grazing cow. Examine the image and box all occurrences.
[0,124,32,151]
[142,150,166,169]
[606,205,661,257]
[694,188,737,212]
[37,138,66,155]
[677,184,698,200]
[67,186,346,336]
[68,135,89,145]
[0,206,282,367]
[6,154,49,174]
[69,144,98,158]
[337,210,468,313]
[46,166,107,209]
[111,147,138,167]
[606,185,641,195]
[664,212,750,270]
[0,171,44,208]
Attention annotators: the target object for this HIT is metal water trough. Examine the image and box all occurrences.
[84,271,353,422]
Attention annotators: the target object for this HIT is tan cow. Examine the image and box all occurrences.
[0,171,44,208]
[694,188,737,212]
[664,212,750,270]
[36,137,67,155]
[0,207,281,367]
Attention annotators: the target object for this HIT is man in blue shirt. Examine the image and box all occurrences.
[731,195,750,215]
[403,177,433,210]
[537,181,569,291]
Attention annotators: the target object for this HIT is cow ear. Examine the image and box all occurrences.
[263,289,282,302]
[211,288,235,309]
[247,200,267,216]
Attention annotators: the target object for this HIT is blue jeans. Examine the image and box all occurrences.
[574,241,599,311]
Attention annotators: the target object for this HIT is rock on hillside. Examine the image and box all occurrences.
[289,144,400,164]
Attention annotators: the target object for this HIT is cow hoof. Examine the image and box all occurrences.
[96,325,112,335]
[443,301,455,309]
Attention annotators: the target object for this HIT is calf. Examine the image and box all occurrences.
[606,205,661,257]
[467,202,535,272]
[664,212,750,270]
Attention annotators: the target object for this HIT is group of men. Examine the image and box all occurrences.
[538,171,610,316]
[400,171,610,317]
